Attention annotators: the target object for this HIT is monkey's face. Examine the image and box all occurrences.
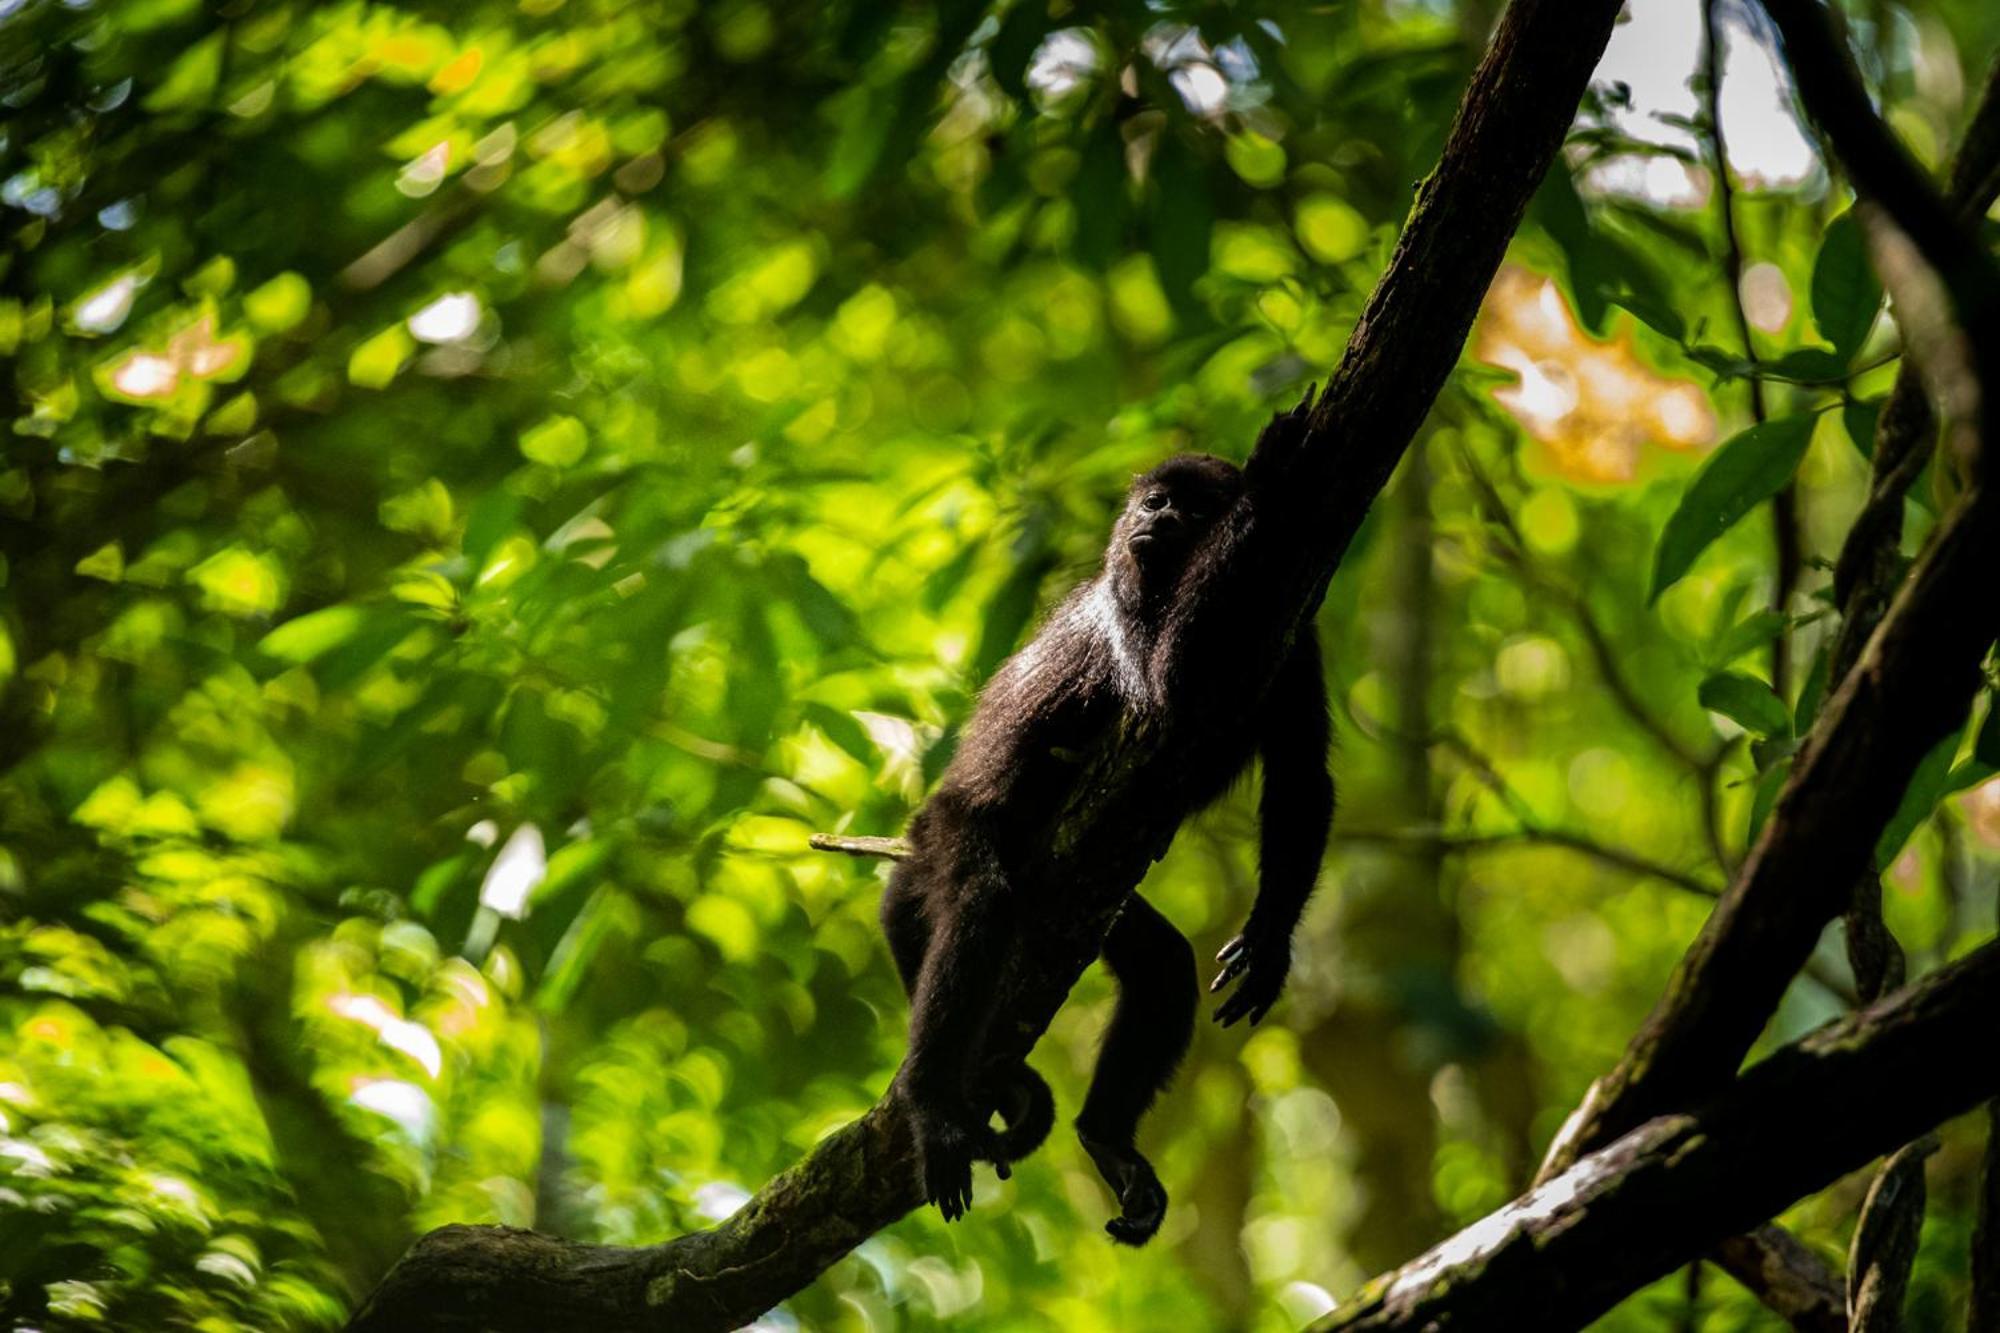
[1118,455,1243,576]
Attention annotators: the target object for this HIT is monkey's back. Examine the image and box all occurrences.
[905,578,1268,890]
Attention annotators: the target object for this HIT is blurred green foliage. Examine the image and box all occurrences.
[2,0,1998,1329]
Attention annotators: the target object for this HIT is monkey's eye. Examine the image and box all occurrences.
[1141,492,1170,512]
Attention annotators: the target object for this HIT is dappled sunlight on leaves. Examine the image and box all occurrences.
[0,0,1994,1326]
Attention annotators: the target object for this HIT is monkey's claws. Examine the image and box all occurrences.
[912,1111,1005,1223]
[1211,931,1288,1027]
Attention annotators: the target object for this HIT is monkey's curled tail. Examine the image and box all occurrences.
[994,1064,1055,1163]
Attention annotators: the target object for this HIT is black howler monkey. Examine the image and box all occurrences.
[880,393,1334,1244]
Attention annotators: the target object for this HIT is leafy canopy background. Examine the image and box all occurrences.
[2,0,1998,1329]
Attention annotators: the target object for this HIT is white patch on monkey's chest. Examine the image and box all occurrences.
[1085,580,1149,702]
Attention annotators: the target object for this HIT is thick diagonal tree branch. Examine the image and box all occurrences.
[1314,943,2000,1333]
[1835,51,2000,1009]
[1831,54,2000,688]
[1539,0,2000,1185]
[346,2,1627,1328]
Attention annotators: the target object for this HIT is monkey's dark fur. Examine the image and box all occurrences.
[880,394,1334,1244]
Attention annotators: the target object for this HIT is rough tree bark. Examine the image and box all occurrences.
[346,1,1627,1327]
[1313,944,2000,1333]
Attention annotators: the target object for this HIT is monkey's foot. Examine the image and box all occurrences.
[910,1109,1007,1223]
[1079,1133,1167,1246]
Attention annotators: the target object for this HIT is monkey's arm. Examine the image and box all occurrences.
[1212,627,1333,1027]
[1242,383,1318,493]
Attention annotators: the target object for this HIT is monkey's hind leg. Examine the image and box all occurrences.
[894,871,1015,1222]
[1075,896,1196,1245]
[880,864,930,996]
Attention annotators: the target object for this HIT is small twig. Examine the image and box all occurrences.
[1703,0,1798,697]
[1339,826,1720,899]
[807,833,911,861]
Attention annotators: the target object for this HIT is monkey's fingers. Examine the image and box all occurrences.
[1217,972,1284,1027]
[933,1178,969,1221]
[1215,983,1258,1026]
[1209,956,1249,994]
[1215,934,1247,965]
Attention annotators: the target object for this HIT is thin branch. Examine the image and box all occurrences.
[1703,0,1798,696]
[1317,943,2000,1332]
[1339,826,1720,898]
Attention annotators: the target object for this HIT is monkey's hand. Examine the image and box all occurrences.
[1244,382,1318,485]
[1209,928,1291,1028]
[906,1102,1008,1223]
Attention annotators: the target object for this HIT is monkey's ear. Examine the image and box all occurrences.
[1290,382,1318,419]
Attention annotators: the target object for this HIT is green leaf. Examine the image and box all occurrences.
[824,85,895,199]
[1874,725,1965,869]
[143,34,223,111]
[1843,397,1883,459]
[1710,609,1786,667]
[1749,757,1792,845]
[770,553,859,651]
[1811,211,1883,359]
[987,2,1046,102]
[1649,415,1817,602]
[1072,128,1128,271]
[1529,164,1609,334]
[258,605,367,663]
[922,721,962,788]
[729,593,783,751]
[1608,292,1686,344]
[1699,671,1793,739]
[1761,346,1846,383]
[802,702,874,766]
[1945,758,1998,797]
[1148,138,1214,319]
[1978,693,2000,767]
[1685,343,1755,380]
[520,415,588,467]
[1794,642,1832,736]
[920,543,982,614]
[971,548,1057,682]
